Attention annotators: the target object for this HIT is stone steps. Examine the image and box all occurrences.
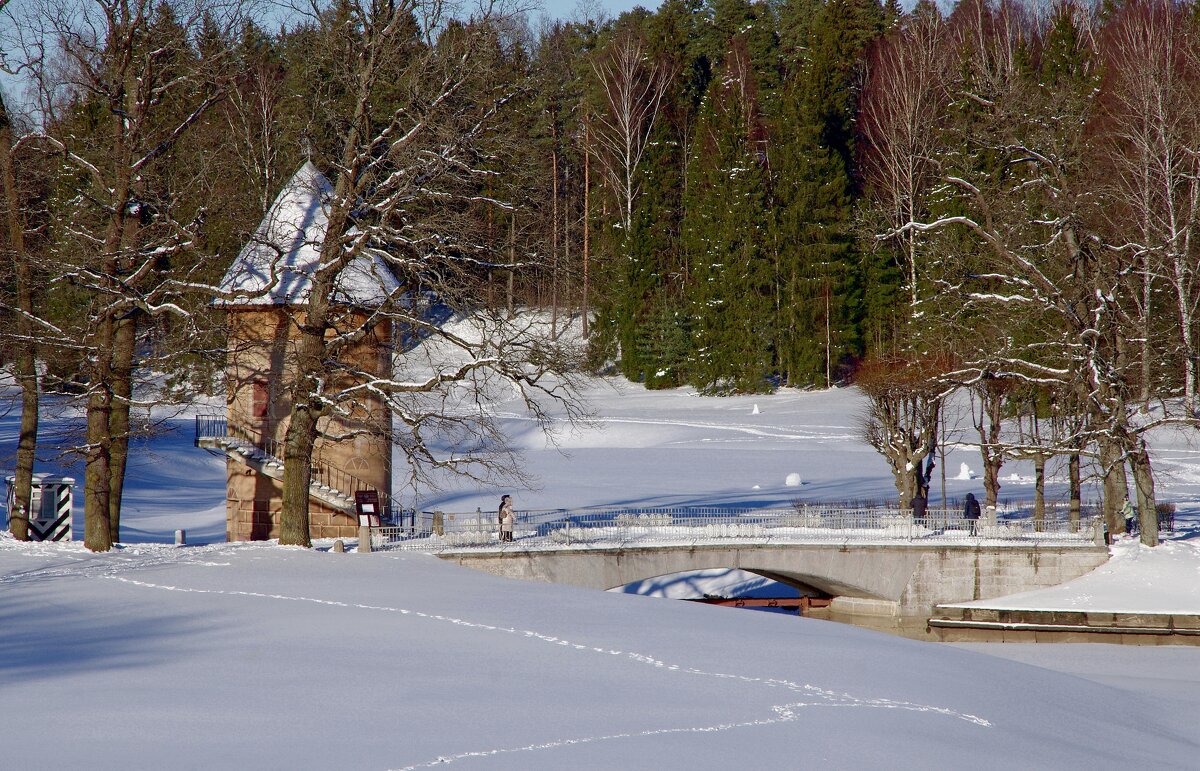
[217,439,356,514]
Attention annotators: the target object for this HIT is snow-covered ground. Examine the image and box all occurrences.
[3,376,1200,768]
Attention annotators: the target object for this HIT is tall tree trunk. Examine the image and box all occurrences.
[1129,440,1159,546]
[84,317,115,552]
[1068,451,1081,532]
[975,385,1005,509]
[507,213,515,318]
[0,94,35,541]
[280,400,317,547]
[938,412,947,509]
[11,344,37,542]
[107,314,137,541]
[1176,274,1198,416]
[1033,454,1046,532]
[582,117,590,339]
[550,143,559,338]
[1098,438,1128,539]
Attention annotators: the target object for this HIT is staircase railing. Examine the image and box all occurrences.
[195,414,406,522]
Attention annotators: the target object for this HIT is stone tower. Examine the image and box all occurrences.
[213,162,397,541]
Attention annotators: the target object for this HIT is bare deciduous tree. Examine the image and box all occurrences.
[0,82,40,541]
[1098,0,1200,417]
[13,0,246,551]
[860,7,950,308]
[590,27,668,240]
[254,0,586,547]
[857,355,951,507]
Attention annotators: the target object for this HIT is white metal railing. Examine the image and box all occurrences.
[364,506,1104,553]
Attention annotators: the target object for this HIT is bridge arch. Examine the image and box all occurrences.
[611,567,832,601]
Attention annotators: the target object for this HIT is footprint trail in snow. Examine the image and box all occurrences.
[109,574,992,768]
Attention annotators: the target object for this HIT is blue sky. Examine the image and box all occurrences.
[0,0,661,109]
[538,0,660,22]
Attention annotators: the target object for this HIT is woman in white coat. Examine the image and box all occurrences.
[498,495,514,542]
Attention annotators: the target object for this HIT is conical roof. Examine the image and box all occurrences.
[216,161,400,307]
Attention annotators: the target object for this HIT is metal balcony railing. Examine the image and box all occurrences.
[366,506,1104,552]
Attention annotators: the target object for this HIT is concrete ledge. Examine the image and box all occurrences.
[829,597,901,618]
[929,607,1200,645]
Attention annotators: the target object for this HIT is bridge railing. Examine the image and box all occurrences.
[364,506,1103,552]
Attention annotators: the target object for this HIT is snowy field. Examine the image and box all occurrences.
[3,375,1200,769]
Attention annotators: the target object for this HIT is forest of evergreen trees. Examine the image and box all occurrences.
[2,0,1199,548]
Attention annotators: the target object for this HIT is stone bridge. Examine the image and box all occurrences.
[437,542,1109,631]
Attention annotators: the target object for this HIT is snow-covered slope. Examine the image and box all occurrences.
[2,540,1199,770]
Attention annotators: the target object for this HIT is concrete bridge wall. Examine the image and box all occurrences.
[438,543,1110,621]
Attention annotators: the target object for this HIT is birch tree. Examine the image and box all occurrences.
[590,26,668,240]
[859,3,949,310]
[1097,0,1200,417]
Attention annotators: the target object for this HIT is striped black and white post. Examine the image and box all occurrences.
[28,481,72,542]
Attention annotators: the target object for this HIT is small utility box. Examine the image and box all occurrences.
[5,474,74,541]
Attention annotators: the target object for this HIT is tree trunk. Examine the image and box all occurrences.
[1129,440,1159,546]
[582,117,590,339]
[938,412,947,509]
[107,313,137,541]
[1,94,35,541]
[1176,272,1198,416]
[507,213,515,318]
[84,319,115,552]
[280,402,317,547]
[1068,451,1081,532]
[550,141,559,339]
[11,357,37,541]
[980,395,1003,510]
[1098,438,1127,539]
[1033,454,1046,532]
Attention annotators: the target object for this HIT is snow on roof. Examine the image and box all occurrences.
[216,161,400,307]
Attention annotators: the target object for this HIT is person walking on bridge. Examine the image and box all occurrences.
[910,492,928,530]
[963,493,982,536]
[498,495,514,542]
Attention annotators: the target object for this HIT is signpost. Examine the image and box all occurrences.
[355,490,380,553]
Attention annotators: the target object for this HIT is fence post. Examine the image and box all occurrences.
[359,524,373,553]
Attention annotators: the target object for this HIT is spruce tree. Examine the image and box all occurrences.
[683,37,774,393]
[771,0,881,385]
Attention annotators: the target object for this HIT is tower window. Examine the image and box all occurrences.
[252,380,270,418]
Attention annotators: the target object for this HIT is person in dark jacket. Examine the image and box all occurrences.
[910,493,929,529]
[963,492,982,536]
